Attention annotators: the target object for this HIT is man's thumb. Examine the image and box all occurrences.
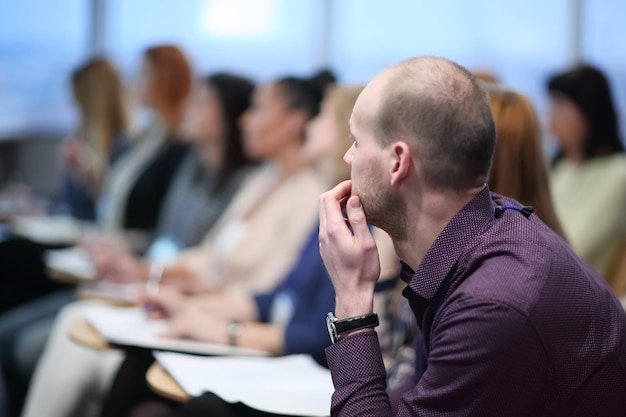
[347,195,365,223]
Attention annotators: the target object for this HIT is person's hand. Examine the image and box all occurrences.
[61,137,90,177]
[319,180,381,319]
[60,137,104,194]
[81,234,129,255]
[161,307,229,344]
[91,246,148,283]
[139,286,186,319]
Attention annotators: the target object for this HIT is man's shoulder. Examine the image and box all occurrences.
[450,211,624,337]
[453,210,595,316]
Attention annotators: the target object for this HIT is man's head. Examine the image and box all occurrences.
[345,57,495,237]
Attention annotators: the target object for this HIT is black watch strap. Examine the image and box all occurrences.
[335,313,379,335]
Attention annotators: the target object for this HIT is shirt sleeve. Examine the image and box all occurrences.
[253,292,275,323]
[325,331,392,416]
[326,300,549,417]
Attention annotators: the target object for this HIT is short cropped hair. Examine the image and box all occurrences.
[374,57,496,191]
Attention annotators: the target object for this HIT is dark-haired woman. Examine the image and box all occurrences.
[148,73,256,253]
[95,71,336,295]
[547,64,626,279]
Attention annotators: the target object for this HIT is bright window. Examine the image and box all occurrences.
[330,0,571,115]
[581,0,626,140]
[0,0,89,136]
[104,0,325,82]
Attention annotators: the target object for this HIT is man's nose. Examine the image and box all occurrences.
[343,144,354,165]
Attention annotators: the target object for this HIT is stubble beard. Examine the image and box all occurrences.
[353,170,408,242]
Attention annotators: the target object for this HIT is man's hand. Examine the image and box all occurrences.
[319,180,381,319]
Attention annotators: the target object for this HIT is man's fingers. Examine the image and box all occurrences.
[326,180,352,204]
[320,180,353,228]
[346,195,374,245]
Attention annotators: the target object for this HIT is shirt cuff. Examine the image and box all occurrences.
[325,330,387,388]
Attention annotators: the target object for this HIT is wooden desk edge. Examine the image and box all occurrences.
[48,267,95,285]
[68,318,112,350]
[74,288,136,307]
[147,362,191,403]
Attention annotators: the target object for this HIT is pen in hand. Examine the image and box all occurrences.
[143,262,164,313]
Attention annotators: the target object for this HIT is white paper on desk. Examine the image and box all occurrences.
[155,351,334,417]
[83,305,268,357]
[11,215,82,245]
[45,247,96,280]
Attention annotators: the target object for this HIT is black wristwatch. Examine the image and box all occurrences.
[326,312,379,343]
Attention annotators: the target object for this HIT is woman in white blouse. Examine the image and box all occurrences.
[547,64,626,281]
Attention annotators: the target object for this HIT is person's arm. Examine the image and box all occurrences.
[143,287,258,322]
[326,297,548,416]
[93,250,198,287]
[190,291,258,322]
[319,181,380,320]
[61,137,106,197]
[319,180,390,414]
[162,307,285,354]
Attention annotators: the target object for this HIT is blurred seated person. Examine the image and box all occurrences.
[93,71,337,294]
[0,57,131,315]
[95,45,192,254]
[547,64,626,279]
[58,58,130,221]
[485,83,565,237]
[0,70,256,411]
[145,73,256,256]
[0,47,194,417]
[20,70,335,417]
[98,84,399,417]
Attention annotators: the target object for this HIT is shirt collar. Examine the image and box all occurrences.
[405,185,495,301]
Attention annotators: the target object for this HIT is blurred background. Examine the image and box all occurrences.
[0,0,625,197]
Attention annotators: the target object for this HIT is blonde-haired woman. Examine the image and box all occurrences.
[60,58,129,220]
[303,85,363,186]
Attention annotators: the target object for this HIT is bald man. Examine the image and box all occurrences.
[319,57,626,416]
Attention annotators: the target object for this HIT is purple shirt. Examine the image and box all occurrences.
[326,186,626,416]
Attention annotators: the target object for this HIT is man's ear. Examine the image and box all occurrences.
[389,141,411,186]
